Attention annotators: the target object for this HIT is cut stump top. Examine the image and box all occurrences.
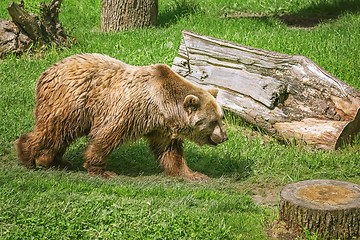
[281,179,360,210]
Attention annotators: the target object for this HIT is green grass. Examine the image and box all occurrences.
[1,0,360,239]
[0,168,271,239]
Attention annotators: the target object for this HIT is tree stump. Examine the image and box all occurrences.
[280,180,360,239]
[101,0,158,32]
[172,29,360,150]
[0,0,75,57]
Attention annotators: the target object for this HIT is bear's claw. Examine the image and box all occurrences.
[101,171,117,179]
[88,169,117,179]
[184,171,211,182]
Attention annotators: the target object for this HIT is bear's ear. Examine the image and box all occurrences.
[184,95,200,114]
[208,88,219,98]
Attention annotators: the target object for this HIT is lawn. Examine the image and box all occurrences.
[1,0,360,239]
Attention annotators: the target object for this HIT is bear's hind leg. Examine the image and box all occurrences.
[14,133,36,168]
[83,141,117,179]
[15,132,72,170]
[36,147,72,169]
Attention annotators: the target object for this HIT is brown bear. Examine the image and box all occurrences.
[14,53,228,181]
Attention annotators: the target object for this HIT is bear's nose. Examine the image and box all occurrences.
[223,136,228,142]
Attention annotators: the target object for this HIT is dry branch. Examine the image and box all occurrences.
[0,0,75,57]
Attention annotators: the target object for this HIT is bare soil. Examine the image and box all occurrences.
[251,186,281,206]
[250,185,304,239]
[267,220,303,240]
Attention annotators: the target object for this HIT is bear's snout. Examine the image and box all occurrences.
[208,125,228,147]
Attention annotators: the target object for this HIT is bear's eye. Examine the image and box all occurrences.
[211,120,218,125]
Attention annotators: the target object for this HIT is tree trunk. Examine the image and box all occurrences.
[101,0,158,32]
[172,29,360,150]
[280,180,360,239]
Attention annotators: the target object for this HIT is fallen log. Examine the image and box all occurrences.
[172,29,360,150]
[0,0,75,57]
[280,180,360,239]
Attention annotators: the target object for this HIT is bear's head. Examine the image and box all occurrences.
[183,88,228,147]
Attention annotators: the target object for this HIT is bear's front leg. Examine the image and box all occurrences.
[147,137,210,182]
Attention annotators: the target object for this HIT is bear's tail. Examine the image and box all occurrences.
[14,133,36,168]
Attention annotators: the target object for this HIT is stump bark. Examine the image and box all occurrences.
[172,29,360,150]
[280,180,360,239]
[0,0,75,57]
[101,0,158,32]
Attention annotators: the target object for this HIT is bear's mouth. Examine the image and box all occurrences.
[207,135,218,147]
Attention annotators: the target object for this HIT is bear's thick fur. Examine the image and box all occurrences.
[14,53,228,181]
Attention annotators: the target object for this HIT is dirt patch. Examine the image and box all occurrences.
[246,184,304,239]
[267,220,304,240]
[252,186,282,206]
[250,185,304,239]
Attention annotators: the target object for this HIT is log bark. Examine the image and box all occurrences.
[280,180,360,239]
[101,0,158,32]
[172,29,360,150]
[0,0,74,57]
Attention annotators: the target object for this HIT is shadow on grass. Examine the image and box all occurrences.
[185,148,254,180]
[279,0,360,28]
[157,0,199,27]
[225,0,360,28]
[64,139,253,180]
[64,140,161,177]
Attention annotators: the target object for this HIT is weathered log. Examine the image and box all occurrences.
[280,180,360,239]
[0,0,75,57]
[172,29,360,150]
